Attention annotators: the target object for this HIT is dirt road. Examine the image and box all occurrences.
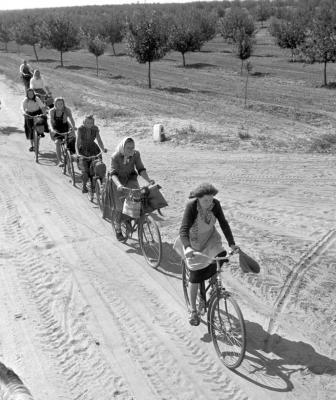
[0,76,335,400]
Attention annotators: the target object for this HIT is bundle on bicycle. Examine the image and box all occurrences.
[174,182,245,368]
[102,137,167,268]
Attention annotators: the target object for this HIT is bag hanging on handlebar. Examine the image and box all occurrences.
[239,250,260,273]
[122,191,141,218]
[147,184,168,211]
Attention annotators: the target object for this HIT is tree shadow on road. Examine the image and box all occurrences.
[232,320,336,392]
[0,126,23,135]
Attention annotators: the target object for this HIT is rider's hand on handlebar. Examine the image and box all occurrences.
[184,247,194,259]
[230,244,240,254]
[117,185,127,193]
[103,148,108,153]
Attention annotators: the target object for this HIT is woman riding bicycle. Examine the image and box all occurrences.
[50,97,76,167]
[19,59,33,91]
[75,115,107,194]
[21,88,49,151]
[174,183,239,326]
[30,69,51,98]
[110,137,154,241]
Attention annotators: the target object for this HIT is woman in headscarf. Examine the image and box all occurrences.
[174,183,239,326]
[21,88,48,151]
[75,115,107,193]
[110,137,154,241]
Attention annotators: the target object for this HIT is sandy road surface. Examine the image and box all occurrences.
[0,76,335,400]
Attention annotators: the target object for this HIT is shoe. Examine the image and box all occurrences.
[39,133,45,138]
[82,186,88,194]
[57,162,64,167]
[189,310,200,326]
[116,231,125,242]
[29,146,34,152]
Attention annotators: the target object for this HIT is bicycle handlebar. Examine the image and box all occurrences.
[77,152,103,160]
[188,249,239,261]
[23,113,45,119]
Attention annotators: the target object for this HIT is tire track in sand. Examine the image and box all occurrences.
[0,168,133,399]
[266,229,336,338]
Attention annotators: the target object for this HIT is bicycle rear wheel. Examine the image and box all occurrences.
[138,215,162,268]
[209,292,246,369]
[33,130,39,163]
[95,180,102,210]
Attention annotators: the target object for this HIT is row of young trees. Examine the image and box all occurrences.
[269,0,336,85]
[0,0,335,87]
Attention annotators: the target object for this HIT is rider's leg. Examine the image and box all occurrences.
[82,160,90,193]
[55,140,63,164]
[189,282,199,312]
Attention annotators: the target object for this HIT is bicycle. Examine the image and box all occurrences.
[58,130,76,186]
[181,251,246,369]
[23,113,45,163]
[34,89,54,109]
[110,183,162,268]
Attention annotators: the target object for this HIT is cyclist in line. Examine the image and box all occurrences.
[19,59,33,91]
[30,69,50,98]
[21,88,48,151]
[50,97,77,167]
[174,183,239,326]
[109,137,154,241]
[75,115,107,194]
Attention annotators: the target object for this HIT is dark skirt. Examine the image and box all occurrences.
[24,110,46,140]
[189,250,227,283]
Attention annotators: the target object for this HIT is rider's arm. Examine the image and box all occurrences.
[36,97,47,114]
[49,108,56,130]
[95,131,106,152]
[75,128,81,155]
[134,151,153,183]
[66,108,76,130]
[212,199,235,247]
[21,98,28,114]
[179,200,198,250]
[110,154,124,189]
[19,64,24,74]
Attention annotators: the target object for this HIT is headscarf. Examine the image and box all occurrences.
[33,69,41,79]
[115,137,135,164]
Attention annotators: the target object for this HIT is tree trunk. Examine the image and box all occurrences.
[241,59,244,75]
[96,56,99,76]
[244,71,249,108]
[291,48,294,63]
[4,42,8,52]
[33,44,39,62]
[60,51,64,67]
[148,61,151,89]
[323,61,327,86]
[111,43,116,56]
[182,53,186,67]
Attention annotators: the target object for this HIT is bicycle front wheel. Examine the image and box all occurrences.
[95,180,103,211]
[66,151,75,186]
[34,131,39,163]
[209,292,246,369]
[138,215,162,268]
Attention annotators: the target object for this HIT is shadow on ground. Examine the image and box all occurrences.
[157,86,193,94]
[29,58,57,63]
[229,320,336,392]
[0,126,23,135]
[183,63,217,69]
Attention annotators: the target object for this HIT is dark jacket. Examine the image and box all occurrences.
[179,198,235,249]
